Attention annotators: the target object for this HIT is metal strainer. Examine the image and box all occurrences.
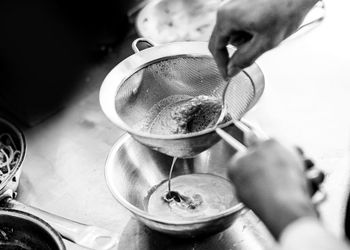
[100,38,264,158]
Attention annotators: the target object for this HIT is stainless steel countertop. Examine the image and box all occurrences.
[17,0,350,249]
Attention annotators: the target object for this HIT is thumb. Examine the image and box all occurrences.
[245,130,262,147]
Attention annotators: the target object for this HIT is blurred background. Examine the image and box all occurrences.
[0,0,137,126]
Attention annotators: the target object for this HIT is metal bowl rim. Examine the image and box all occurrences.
[104,133,245,226]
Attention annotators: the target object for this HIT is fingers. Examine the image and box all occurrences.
[227,35,274,77]
[211,29,281,78]
[227,139,275,182]
[228,139,288,181]
[227,150,253,203]
[244,130,263,148]
[294,146,325,195]
[209,24,231,79]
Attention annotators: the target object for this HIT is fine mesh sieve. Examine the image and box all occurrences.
[116,56,254,132]
[100,38,264,158]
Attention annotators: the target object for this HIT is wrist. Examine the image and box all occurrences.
[257,193,317,240]
[297,0,320,14]
[284,0,320,20]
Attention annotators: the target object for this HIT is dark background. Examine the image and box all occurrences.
[0,0,134,126]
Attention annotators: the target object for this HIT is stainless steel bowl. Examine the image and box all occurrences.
[105,133,246,238]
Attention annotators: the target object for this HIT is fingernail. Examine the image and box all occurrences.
[245,130,260,147]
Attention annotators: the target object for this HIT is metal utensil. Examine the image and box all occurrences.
[100,38,264,158]
[0,117,118,250]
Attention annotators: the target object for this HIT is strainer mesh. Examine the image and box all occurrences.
[115,56,255,135]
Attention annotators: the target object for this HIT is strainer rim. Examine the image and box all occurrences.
[100,40,264,140]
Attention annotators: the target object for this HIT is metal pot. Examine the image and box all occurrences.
[0,208,65,250]
[0,117,118,250]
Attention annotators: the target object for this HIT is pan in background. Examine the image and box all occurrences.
[135,0,220,44]
[0,208,65,250]
[0,117,118,250]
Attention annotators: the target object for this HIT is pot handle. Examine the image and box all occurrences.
[3,197,118,250]
[131,38,156,53]
[216,120,327,205]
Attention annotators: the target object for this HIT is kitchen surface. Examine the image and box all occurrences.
[11,0,350,249]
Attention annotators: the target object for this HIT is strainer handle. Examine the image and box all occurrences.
[132,38,156,53]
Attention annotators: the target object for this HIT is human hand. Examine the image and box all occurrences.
[209,0,318,78]
[227,139,317,239]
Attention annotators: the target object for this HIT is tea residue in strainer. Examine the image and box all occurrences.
[115,56,255,137]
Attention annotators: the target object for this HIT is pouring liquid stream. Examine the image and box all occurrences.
[163,157,202,209]
[143,94,239,219]
[165,157,179,201]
